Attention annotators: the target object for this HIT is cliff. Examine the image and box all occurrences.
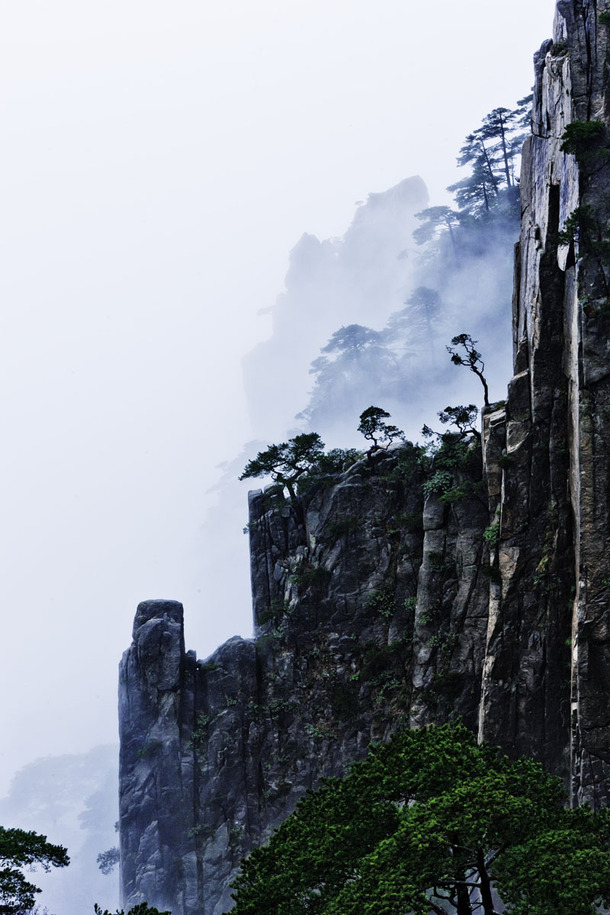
[119,1,610,912]
[119,445,490,914]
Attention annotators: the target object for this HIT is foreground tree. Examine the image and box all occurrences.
[0,826,69,914]
[94,905,170,915]
[239,433,325,502]
[228,725,610,915]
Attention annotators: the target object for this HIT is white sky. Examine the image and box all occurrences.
[0,0,555,795]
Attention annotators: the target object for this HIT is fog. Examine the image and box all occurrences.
[0,0,554,910]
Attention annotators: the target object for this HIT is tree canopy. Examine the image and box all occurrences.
[357,406,405,456]
[0,825,69,915]
[239,433,325,501]
[228,725,610,915]
[415,96,530,246]
[94,904,171,915]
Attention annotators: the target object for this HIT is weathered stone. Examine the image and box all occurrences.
[119,450,491,913]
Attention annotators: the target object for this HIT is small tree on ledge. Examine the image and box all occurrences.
[446,334,490,408]
[239,433,325,502]
[358,406,405,459]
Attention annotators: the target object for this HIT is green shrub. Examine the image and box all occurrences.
[365,589,396,619]
[290,565,332,595]
[551,40,568,55]
[560,121,605,160]
[258,599,290,626]
[483,521,500,545]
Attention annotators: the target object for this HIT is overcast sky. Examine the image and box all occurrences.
[0,0,555,795]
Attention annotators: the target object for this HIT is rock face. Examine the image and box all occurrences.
[119,1,610,911]
[478,0,610,807]
[119,448,491,914]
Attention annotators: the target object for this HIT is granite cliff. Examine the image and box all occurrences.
[119,1,610,911]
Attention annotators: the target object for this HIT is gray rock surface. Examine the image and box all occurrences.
[119,450,489,914]
[479,0,610,805]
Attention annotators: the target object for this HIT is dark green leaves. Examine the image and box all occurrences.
[240,433,325,501]
[228,725,610,915]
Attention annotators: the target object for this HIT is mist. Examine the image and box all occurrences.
[0,1,555,912]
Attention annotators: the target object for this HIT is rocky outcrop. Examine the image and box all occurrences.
[478,0,610,806]
[119,1,610,910]
[119,448,491,914]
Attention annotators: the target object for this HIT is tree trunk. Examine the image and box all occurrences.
[477,849,496,915]
[456,877,472,915]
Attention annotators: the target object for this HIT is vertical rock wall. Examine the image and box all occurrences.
[478,0,610,806]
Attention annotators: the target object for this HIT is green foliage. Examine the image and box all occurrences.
[228,725,610,915]
[357,406,405,456]
[0,826,69,914]
[365,589,397,619]
[556,206,610,274]
[483,521,500,545]
[600,11,610,25]
[551,40,568,55]
[376,442,427,482]
[422,432,481,505]
[423,474,472,506]
[189,713,213,747]
[239,433,325,501]
[557,205,595,247]
[560,121,606,161]
[94,905,171,915]
[257,599,290,627]
[423,469,454,497]
[438,403,479,436]
[433,436,474,470]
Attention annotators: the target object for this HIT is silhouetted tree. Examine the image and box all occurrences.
[0,826,69,914]
[358,406,405,459]
[239,433,325,502]
[446,334,490,407]
[94,905,170,915]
